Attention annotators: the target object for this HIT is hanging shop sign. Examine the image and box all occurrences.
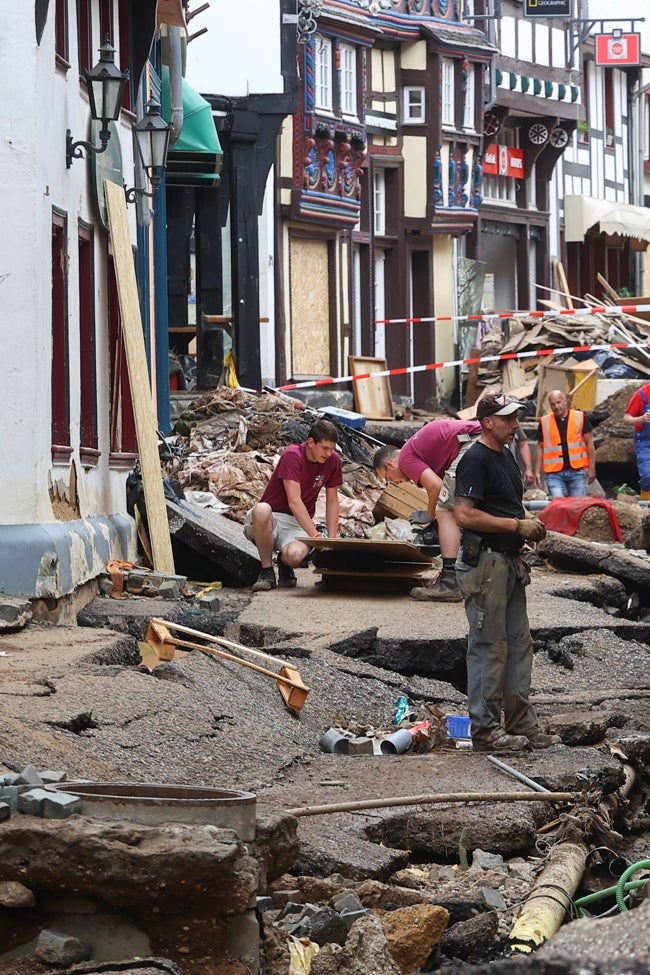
[483,145,525,178]
[595,32,641,67]
[524,0,571,18]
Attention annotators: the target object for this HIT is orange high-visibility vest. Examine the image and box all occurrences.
[540,411,588,472]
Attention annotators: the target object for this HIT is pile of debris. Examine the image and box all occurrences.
[461,309,650,415]
[162,387,385,538]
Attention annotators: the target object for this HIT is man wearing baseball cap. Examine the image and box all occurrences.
[453,393,560,753]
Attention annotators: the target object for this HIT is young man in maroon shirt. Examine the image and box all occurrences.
[244,419,343,591]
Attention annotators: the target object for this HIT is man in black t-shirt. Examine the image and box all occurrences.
[454,393,561,754]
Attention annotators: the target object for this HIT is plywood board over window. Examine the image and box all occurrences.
[349,356,394,420]
[104,179,175,575]
[290,237,331,377]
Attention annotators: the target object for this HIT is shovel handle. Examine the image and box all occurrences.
[164,633,305,690]
[151,618,293,669]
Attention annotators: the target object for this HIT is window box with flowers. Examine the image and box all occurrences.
[577,120,589,144]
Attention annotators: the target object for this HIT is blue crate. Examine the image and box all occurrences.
[446,714,472,739]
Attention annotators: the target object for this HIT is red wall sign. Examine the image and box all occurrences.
[595,33,641,67]
[483,145,525,178]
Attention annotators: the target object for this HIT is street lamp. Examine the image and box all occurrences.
[66,38,129,168]
[124,98,172,202]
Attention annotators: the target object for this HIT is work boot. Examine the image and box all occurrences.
[472,731,530,753]
[277,553,297,589]
[527,732,562,749]
[252,567,277,592]
[409,569,462,602]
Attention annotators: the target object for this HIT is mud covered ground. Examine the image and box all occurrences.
[1,556,650,973]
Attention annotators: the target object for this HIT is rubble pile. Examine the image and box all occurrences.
[162,387,384,537]
[473,311,650,400]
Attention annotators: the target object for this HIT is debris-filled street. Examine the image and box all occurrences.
[2,360,650,975]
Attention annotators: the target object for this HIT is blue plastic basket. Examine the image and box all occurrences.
[446,714,472,739]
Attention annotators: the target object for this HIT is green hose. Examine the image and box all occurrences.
[615,859,650,913]
[574,878,648,916]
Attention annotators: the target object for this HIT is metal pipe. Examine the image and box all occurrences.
[167,27,184,144]
[487,755,551,793]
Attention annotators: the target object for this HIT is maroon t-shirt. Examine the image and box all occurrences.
[260,442,343,517]
[398,419,481,483]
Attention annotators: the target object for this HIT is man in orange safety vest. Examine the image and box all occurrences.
[534,389,596,498]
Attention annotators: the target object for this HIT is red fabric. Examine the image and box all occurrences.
[538,497,622,542]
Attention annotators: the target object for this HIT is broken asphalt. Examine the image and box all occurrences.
[1,559,650,973]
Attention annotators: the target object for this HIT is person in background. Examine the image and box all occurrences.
[244,419,342,591]
[454,392,561,753]
[373,417,481,602]
[623,382,650,500]
[534,389,596,497]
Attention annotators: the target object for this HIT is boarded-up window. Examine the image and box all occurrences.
[289,238,331,377]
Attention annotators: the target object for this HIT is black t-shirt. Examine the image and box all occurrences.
[455,441,525,552]
[536,412,593,469]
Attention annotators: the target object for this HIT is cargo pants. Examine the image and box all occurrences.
[455,549,540,743]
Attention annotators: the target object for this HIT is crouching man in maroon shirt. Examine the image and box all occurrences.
[244,419,343,591]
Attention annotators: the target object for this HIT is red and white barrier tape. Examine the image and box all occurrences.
[375,303,650,326]
[275,338,650,393]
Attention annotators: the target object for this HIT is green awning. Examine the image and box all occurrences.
[161,67,223,187]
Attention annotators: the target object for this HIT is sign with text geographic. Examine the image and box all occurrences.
[524,0,571,17]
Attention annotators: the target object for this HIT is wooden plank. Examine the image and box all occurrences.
[596,272,620,302]
[374,482,430,521]
[317,565,431,578]
[502,358,528,392]
[552,259,574,310]
[349,356,394,420]
[104,179,175,574]
[300,536,435,564]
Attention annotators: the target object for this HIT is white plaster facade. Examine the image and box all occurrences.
[0,6,148,600]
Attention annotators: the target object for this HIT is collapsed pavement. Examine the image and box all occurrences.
[0,559,650,973]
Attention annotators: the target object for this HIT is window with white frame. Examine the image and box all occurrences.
[403,86,425,123]
[340,43,357,116]
[373,169,386,236]
[441,59,455,127]
[315,34,333,111]
[463,65,475,130]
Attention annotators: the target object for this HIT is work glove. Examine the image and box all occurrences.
[409,509,431,526]
[515,518,547,543]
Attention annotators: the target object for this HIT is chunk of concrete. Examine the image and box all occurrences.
[0,801,10,822]
[0,880,35,908]
[16,765,43,787]
[35,929,92,966]
[0,594,32,631]
[17,787,51,816]
[42,791,83,819]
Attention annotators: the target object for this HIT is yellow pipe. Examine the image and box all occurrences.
[509,841,587,953]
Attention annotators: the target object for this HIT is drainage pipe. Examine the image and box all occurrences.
[509,750,638,952]
[509,841,588,953]
[286,790,577,818]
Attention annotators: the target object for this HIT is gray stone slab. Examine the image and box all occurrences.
[166,499,260,587]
